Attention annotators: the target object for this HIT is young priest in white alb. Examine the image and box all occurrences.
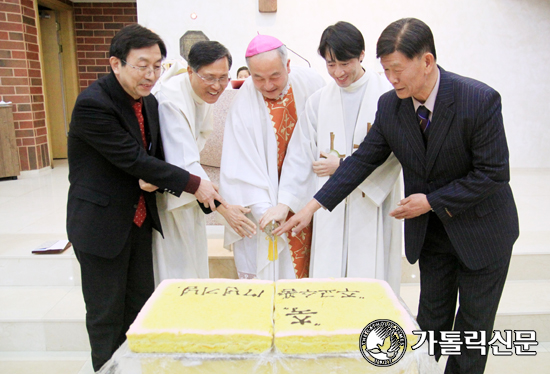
[278,22,402,293]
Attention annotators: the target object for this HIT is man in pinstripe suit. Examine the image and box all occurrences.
[275,18,519,374]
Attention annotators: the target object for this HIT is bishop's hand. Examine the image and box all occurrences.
[259,203,290,231]
[273,199,321,237]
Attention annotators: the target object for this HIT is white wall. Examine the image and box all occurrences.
[137,0,550,168]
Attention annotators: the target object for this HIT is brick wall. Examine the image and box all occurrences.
[0,0,48,171]
[0,1,137,171]
[74,2,137,91]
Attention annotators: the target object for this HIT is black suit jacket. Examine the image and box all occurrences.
[67,72,192,259]
[315,67,519,270]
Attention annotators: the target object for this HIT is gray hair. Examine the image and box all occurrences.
[246,45,288,66]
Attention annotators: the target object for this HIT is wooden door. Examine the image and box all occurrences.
[39,9,68,159]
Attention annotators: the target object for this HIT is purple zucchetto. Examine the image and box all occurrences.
[245,34,284,57]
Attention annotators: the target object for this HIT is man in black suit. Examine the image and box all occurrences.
[67,24,226,371]
[275,18,519,374]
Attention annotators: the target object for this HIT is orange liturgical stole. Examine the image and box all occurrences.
[264,85,312,279]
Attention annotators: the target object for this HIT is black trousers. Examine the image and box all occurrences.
[74,218,154,372]
[416,213,511,374]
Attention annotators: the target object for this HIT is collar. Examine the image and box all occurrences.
[131,96,143,107]
[265,78,290,101]
[342,68,368,93]
[110,70,144,107]
[413,67,440,115]
[187,73,206,105]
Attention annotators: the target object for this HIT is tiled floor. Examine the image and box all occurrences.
[0,351,92,374]
[0,160,549,373]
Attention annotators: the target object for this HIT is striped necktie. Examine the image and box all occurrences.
[417,105,430,132]
[417,105,430,146]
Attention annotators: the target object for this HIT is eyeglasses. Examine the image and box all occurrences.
[122,60,164,76]
[193,70,229,86]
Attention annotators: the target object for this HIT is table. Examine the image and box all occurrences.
[98,341,441,374]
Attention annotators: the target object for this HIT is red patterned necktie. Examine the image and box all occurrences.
[132,100,147,227]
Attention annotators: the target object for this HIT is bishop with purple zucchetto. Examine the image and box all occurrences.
[220,34,325,280]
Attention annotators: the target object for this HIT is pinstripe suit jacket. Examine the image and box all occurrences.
[315,67,519,270]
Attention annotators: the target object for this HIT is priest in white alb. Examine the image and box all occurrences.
[276,22,403,293]
[220,35,325,280]
[152,41,256,284]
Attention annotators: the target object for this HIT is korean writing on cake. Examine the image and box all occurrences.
[277,288,364,299]
[283,307,319,326]
[178,286,265,298]
[278,288,363,327]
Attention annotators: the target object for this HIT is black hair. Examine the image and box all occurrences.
[237,66,249,76]
[318,21,365,62]
[188,41,232,72]
[109,24,167,65]
[376,18,437,60]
